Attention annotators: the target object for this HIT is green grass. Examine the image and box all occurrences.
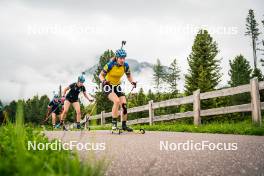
[132,119,264,136]
[88,119,264,136]
[0,101,106,176]
[89,125,112,131]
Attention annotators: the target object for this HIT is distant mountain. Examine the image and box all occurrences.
[125,59,153,73]
[85,59,154,75]
[85,58,169,75]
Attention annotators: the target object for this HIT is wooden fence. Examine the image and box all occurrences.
[81,78,263,128]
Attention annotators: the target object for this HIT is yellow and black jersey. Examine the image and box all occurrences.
[102,61,131,85]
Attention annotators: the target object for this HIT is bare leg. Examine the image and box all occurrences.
[60,100,71,122]
[108,92,121,118]
[51,113,56,125]
[72,102,81,123]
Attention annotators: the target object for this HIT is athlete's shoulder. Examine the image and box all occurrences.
[124,62,130,72]
[124,62,129,67]
[69,82,76,86]
[108,60,117,67]
[81,85,86,91]
[104,60,117,71]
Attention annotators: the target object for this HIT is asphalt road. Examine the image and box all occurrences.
[45,130,264,176]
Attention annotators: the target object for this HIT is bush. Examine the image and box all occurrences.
[0,101,106,176]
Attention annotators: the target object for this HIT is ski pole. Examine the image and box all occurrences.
[84,101,97,122]
[121,40,126,49]
[89,101,97,116]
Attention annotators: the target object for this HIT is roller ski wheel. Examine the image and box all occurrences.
[120,128,145,134]
[111,128,121,135]
[139,128,145,134]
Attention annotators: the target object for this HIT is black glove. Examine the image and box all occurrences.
[131,81,137,88]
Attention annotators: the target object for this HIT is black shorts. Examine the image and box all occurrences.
[52,108,62,115]
[103,85,125,97]
[66,96,79,103]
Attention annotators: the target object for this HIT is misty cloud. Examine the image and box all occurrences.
[0,0,263,103]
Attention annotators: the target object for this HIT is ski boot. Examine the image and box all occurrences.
[76,122,83,130]
[111,118,121,134]
[121,121,133,132]
[55,122,62,129]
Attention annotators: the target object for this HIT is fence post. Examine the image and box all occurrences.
[193,89,201,126]
[101,111,105,126]
[250,78,261,126]
[149,100,154,125]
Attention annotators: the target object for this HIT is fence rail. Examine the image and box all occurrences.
[81,78,263,128]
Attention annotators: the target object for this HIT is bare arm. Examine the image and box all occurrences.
[83,92,93,102]
[99,71,107,83]
[127,74,134,83]
[62,87,70,97]
[127,74,137,88]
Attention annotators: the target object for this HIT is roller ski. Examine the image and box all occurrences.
[111,127,122,134]
[120,128,145,134]
[111,121,145,134]
[111,127,145,134]
[120,124,145,134]
[111,119,121,134]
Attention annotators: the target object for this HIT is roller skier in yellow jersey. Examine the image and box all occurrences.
[99,43,137,132]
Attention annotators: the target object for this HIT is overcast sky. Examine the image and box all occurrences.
[0,0,264,103]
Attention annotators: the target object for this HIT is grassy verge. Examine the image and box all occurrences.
[132,119,264,136]
[0,101,106,176]
[88,119,264,136]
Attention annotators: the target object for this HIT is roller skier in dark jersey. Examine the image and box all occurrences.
[43,94,64,128]
[57,75,94,130]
